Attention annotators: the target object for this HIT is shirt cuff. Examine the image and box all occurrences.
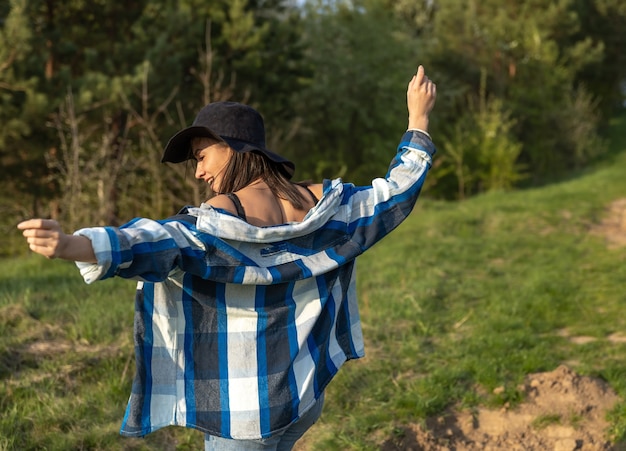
[407,128,431,140]
[73,227,114,283]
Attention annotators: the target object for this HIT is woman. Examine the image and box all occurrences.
[166,100,324,227]
[18,65,436,451]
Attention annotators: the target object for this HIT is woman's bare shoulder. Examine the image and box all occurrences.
[206,194,238,215]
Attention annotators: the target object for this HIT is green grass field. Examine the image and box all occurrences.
[2,114,626,450]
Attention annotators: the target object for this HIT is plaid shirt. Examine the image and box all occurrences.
[74,130,435,439]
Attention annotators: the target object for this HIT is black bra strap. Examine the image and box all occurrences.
[224,192,247,221]
[302,185,319,204]
[225,185,316,222]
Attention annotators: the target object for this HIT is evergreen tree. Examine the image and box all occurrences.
[413,0,608,192]
[0,0,49,233]
[1,0,307,233]
[291,0,416,183]
[571,0,626,118]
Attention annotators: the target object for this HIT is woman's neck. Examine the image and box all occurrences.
[245,178,269,190]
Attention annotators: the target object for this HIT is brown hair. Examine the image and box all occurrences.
[217,148,310,210]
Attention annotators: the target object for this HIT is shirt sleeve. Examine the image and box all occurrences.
[74,216,209,284]
[343,129,436,253]
[73,131,435,285]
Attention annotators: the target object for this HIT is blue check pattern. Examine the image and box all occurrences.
[74,130,435,439]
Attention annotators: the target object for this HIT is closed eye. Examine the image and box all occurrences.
[193,148,204,161]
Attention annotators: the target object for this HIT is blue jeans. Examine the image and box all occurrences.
[204,393,325,451]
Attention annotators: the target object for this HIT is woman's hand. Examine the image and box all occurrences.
[17,219,96,262]
[18,219,70,259]
[407,65,437,132]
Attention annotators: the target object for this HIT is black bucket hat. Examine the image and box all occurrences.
[161,101,295,179]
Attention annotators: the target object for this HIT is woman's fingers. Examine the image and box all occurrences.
[415,65,425,85]
[408,66,435,94]
[408,67,435,97]
[407,65,437,130]
[17,218,59,231]
[17,219,65,258]
[427,79,437,95]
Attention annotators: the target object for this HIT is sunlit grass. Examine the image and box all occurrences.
[1,113,625,450]
[0,259,203,450]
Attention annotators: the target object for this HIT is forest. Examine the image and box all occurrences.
[1,0,625,255]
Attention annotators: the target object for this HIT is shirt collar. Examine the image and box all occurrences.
[189,179,344,243]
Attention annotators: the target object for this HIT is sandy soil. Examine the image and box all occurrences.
[381,365,622,451]
[377,200,626,451]
[298,199,626,450]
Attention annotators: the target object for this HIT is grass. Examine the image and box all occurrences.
[2,113,626,450]
[0,260,202,450]
[305,112,626,449]
[531,413,562,430]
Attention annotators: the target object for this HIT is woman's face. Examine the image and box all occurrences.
[191,137,233,193]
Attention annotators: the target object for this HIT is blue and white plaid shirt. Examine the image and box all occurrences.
[74,130,435,440]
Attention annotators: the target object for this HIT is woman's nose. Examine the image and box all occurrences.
[194,164,204,179]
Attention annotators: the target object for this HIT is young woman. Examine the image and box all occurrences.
[18,65,436,451]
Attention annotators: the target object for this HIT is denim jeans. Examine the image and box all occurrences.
[204,393,325,451]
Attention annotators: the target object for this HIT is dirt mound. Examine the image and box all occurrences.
[382,365,621,451]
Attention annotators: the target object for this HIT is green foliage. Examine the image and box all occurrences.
[385,0,435,32]
[418,0,612,192]
[439,69,525,198]
[291,0,416,183]
[572,0,626,117]
[1,0,626,248]
[0,0,51,249]
[0,0,306,235]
